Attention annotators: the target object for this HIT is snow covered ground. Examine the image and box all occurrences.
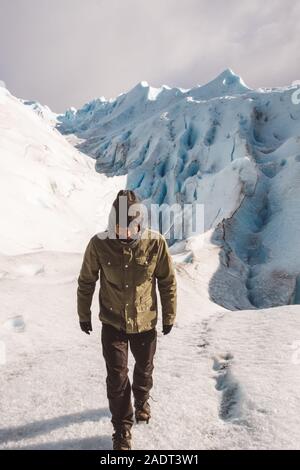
[0,246,300,450]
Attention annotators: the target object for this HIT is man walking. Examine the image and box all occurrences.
[77,190,177,450]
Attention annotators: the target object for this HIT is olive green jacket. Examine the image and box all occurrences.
[77,228,177,333]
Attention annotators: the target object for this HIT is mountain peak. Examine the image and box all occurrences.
[213,68,250,90]
[188,68,251,101]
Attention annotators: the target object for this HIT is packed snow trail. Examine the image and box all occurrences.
[1,250,300,450]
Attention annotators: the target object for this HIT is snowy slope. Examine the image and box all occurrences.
[0,86,126,255]
[21,99,58,127]
[57,70,300,309]
[0,248,299,450]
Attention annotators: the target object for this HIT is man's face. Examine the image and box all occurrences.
[116,223,139,240]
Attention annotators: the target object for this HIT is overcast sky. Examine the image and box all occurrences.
[0,0,299,112]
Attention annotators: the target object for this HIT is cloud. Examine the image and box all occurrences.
[0,0,299,111]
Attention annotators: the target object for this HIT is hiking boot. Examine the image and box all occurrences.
[134,399,151,424]
[112,426,132,450]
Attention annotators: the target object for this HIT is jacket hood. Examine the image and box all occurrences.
[106,199,148,246]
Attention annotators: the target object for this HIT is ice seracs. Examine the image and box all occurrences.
[56,69,300,309]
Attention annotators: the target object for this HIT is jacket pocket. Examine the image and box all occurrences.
[135,292,152,308]
[134,255,157,285]
[136,303,158,331]
[135,293,156,314]
[99,255,121,285]
[135,254,158,271]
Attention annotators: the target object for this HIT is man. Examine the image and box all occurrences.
[77,190,177,450]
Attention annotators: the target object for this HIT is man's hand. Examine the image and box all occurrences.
[162,324,173,335]
[80,321,93,335]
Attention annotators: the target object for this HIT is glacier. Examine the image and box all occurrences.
[56,69,300,310]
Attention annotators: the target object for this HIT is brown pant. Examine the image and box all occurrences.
[101,323,157,429]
